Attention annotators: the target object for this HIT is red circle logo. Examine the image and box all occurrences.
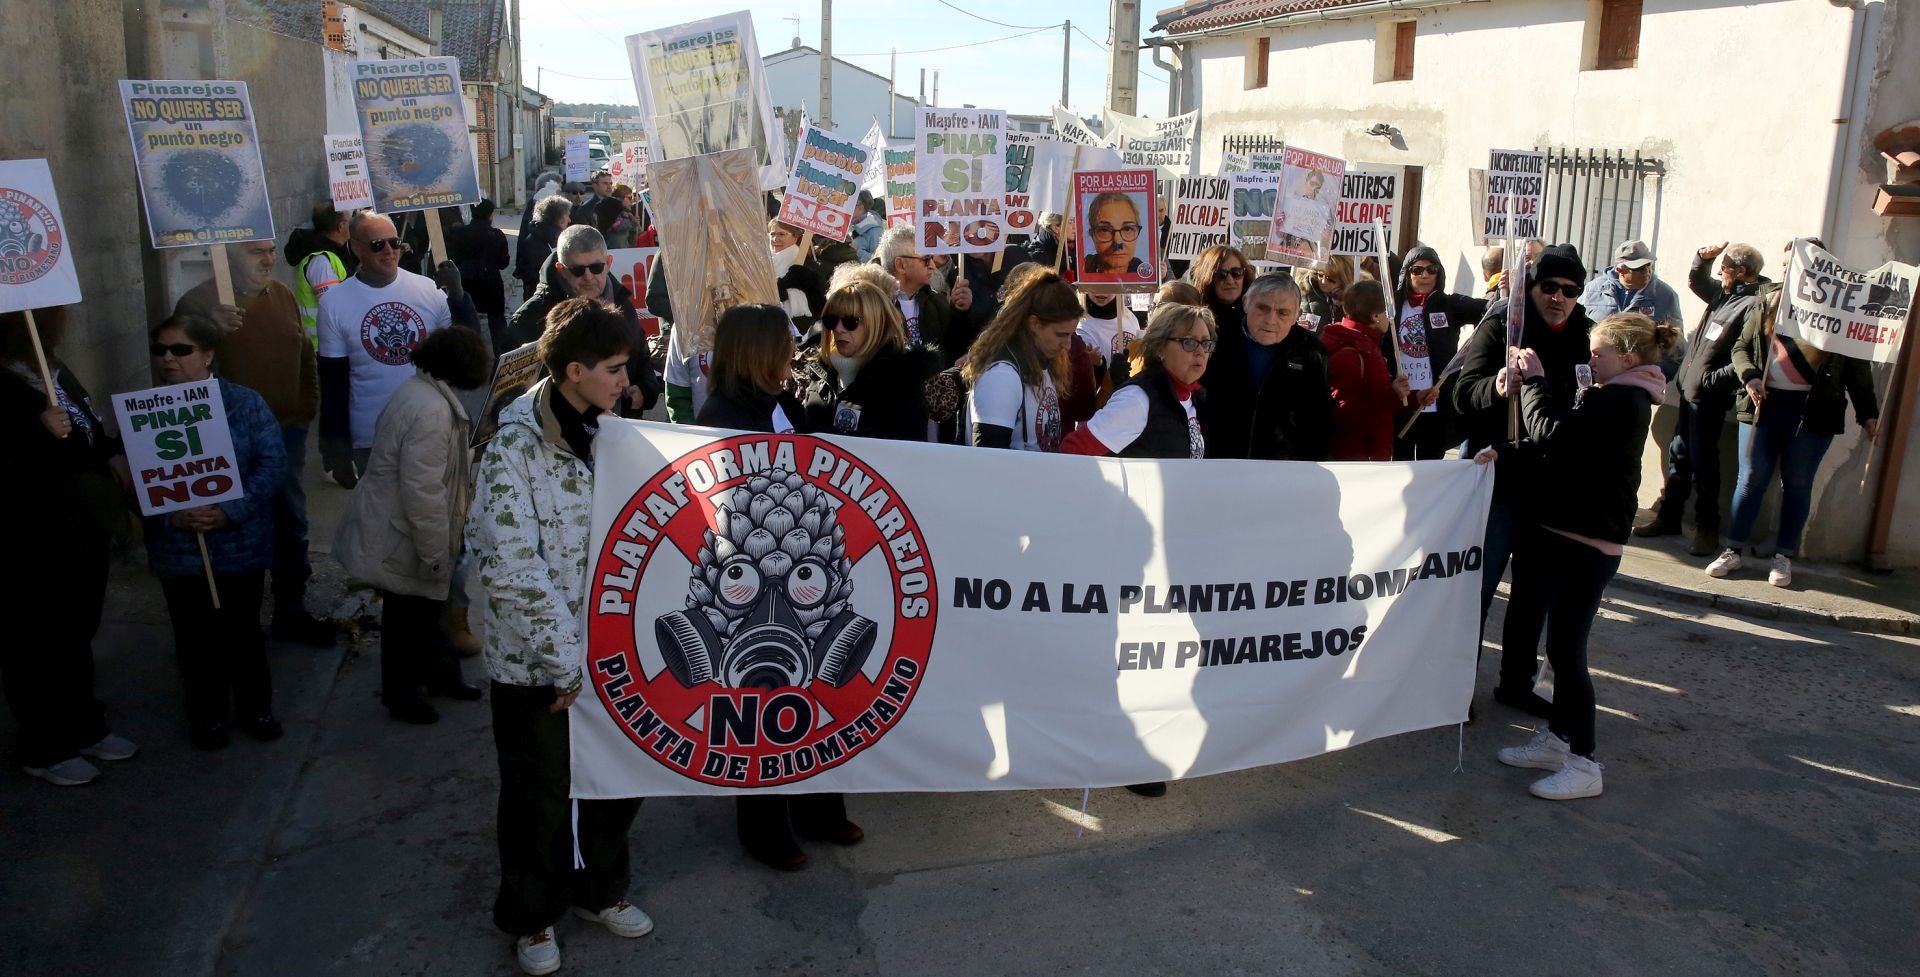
[359,301,428,366]
[0,187,65,286]
[587,435,937,788]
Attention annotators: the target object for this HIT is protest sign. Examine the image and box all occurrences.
[471,343,546,448]
[1331,167,1399,256]
[1167,176,1229,260]
[1074,170,1159,292]
[118,80,274,248]
[1248,152,1286,173]
[324,134,374,211]
[350,57,481,213]
[777,123,871,242]
[1229,171,1281,265]
[1481,149,1546,243]
[881,145,915,227]
[617,141,648,190]
[859,120,888,198]
[565,134,591,183]
[627,11,786,191]
[1270,147,1344,264]
[113,380,244,516]
[1003,130,1049,237]
[0,159,83,313]
[1033,139,1119,221]
[1051,105,1111,148]
[1104,109,1198,180]
[569,421,1492,796]
[1223,152,1250,174]
[1779,238,1916,364]
[915,107,1007,255]
[650,148,778,362]
[608,246,664,337]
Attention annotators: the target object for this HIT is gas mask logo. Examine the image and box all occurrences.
[655,469,877,691]
[588,435,938,789]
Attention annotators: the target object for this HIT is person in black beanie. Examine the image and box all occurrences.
[1449,243,1595,714]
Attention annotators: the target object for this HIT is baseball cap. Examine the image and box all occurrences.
[1613,240,1654,268]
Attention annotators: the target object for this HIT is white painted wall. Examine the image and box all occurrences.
[764,48,918,140]
[1173,0,1917,564]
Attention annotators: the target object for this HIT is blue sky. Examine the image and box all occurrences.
[522,1,1172,117]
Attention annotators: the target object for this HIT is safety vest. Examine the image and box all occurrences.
[295,249,347,347]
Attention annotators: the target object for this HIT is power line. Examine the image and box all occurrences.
[534,65,631,82]
[839,24,1056,57]
[933,0,1056,31]
[1069,24,1171,85]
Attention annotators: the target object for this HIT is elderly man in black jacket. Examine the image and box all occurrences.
[875,225,974,368]
[1389,244,1488,460]
[1633,241,1769,555]
[1198,271,1332,461]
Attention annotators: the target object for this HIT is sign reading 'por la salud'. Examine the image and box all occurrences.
[569,422,1493,798]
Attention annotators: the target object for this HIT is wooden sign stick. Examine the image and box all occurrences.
[210,244,237,307]
[196,532,223,609]
[22,309,57,409]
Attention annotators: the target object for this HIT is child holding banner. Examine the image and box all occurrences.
[2,308,139,786]
[143,314,287,751]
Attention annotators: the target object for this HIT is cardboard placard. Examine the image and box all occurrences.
[1779,238,1916,364]
[350,57,481,212]
[112,380,244,516]
[0,159,83,313]
[626,11,787,191]
[1104,108,1198,180]
[1331,168,1399,256]
[881,145,915,228]
[1269,146,1344,265]
[1167,176,1229,260]
[1481,149,1546,244]
[118,80,274,247]
[1074,169,1159,292]
[565,134,591,183]
[915,106,1007,255]
[325,133,374,211]
[608,246,664,337]
[1229,171,1280,264]
[777,123,871,242]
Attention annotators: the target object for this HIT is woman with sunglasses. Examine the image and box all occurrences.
[1189,245,1250,344]
[962,270,1083,450]
[798,279,932,441]
[1390,245,1487,460]
[2,308,138,786]
[145,314,288,751]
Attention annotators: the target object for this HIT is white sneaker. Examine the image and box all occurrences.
[515,927,560,976]
[1768,554,1792,588]
[1497,729,1570,771]
[1705,548,1744,578]
[23,757,100,786]
[80,733,139,761]
[1529,754,1605,800]
[573,899,654,938]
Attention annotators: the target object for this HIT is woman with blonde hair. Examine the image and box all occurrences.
[799,279,934,441]
[1495,312,1678,801]
[962,270,1082,450]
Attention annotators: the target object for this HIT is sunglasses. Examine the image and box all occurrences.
[150,342,199,358]
[1218,266,1246,280]
[1408,265,1439,275]
[1535,281,1582,298]
[364,237,407,253]
[1172,338,1218,353]
[564,261,608,277]
[823,314,862,333]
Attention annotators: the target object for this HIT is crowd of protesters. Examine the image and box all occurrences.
[0,155,1887,974]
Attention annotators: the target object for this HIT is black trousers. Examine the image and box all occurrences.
[160,572,272,731]
[491,681,643,936]
[1654,399,1728,534]
[380,592,459,706]
[1499,526,1617,758]
[1392,410,1453,461]
[736,793,848,850]
[2,536,111,766]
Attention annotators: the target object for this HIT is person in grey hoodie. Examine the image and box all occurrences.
[1633,242,1768,555]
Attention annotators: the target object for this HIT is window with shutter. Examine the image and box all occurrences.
[1249,36,1270,90]
[1393,22,1416,81]
[1593,0,1642,70]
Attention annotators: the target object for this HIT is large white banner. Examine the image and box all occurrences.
[570,422,1493,797]
[1104,109,1199,180]
[1780,238,1916,364]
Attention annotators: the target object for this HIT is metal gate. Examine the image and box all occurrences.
[1537,147,1666,277]
[1221,134,1286,156]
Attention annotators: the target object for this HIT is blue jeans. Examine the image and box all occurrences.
[272,425,313,611]
[1479,500,1516,632]
[1727,391,1833,557]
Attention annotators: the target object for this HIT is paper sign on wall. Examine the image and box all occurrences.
[112,380,244,516]
[0,159,83,313]
[119,80,275,248]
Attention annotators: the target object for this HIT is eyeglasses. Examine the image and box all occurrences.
[1535,281,1582,298]
[1172,337,1218,353]
[1091,223,1142,243]
[823,314,862,333]
[150,343,199,358]
[564,261,607,277]
[364,237,407,253]
[1218,266,1246,280]
[901,255,935,267]
[1408,265,1439,276]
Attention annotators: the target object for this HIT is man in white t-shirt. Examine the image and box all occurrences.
[318,211,452,484]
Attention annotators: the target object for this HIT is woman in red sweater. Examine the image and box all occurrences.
[1321,279,1408,460]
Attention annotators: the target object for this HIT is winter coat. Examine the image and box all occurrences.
[144,377,286,577]
[2,361,125,558]
[1197,315,1332,461]
[1449,294,1595,503]
[449,220,511,318]
[464,378,595,693]
[1112,365,1200,459]
[899,286,973,369]
[1730,284,1879,434]
[1301,285,1342,331]
[1517,365,1667,544]
[334,374,473,599]
[514,219,562,287]
[1680,256,1770,405]
[1577,267,1683,329]
[507,257,660,411]
[1322,318,1401,461]
[798,343,936,441]
[851,211,884,262]
[1389,245,1488,447]
[695,384,807,434]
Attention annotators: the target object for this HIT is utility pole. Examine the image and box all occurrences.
[819,0,833,129]
[509,0,523,202]
[888,48,897,136]
[932,70,939,107]
[1061,20,1071,108]
[918,67,925,106]
[1106,0,1140,115]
